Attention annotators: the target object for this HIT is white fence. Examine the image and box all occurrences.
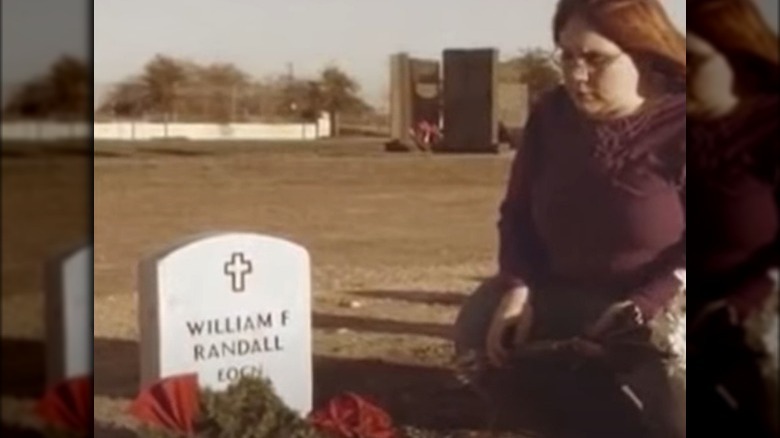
[2,114,331,142]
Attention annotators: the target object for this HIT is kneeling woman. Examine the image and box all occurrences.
[454,1,686,437]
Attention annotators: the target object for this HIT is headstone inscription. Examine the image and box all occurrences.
[138,232,312,414]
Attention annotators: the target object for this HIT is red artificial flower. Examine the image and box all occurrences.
[128,373,200,436]
[36,374,92,434]
[309,393,396,438]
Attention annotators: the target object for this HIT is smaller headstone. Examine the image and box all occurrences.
[139,232,312,415]
[44,243,93,385]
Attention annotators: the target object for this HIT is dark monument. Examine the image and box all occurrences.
[438,48,501,153]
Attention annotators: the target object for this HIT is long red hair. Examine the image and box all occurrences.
[688,0,779,93]
[553,0,686,93]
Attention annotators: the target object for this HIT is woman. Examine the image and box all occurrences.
[687,0,779,436]
[454,0,686,437]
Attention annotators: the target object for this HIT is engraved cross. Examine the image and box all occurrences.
[224,252,252,293]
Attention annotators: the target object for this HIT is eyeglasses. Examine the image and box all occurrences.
[555,49,625,74]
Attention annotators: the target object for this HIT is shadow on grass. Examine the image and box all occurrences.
[141,147,218,157]
[94,149,135,159]
[312,312,452,339]
[1,141,89,159]
[94,338,140,399]
[0,425,46,437]
[94,424,137,438]
[349,289,467,307]
[0,338,45,397]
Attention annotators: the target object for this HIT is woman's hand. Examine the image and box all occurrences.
[485,286,533,367]
[585,300,643,340]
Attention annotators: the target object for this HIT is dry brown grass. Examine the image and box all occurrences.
[4,139,541,436]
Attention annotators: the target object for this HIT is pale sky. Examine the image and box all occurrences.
[9,1,780,108]
[2,0,89,85]
[18,1,780,109]
[93,0,688,107]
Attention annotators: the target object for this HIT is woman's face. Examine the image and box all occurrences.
[557,16,645,119]
[686,32,738,118]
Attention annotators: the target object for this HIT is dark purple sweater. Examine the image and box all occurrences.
[687,96,779,318]
[498,87,686,318]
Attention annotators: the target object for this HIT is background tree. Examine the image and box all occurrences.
[96,77,148,118]
[279,79,324,122]
[140,54,190,122]
[48,55,90,119]
[500,48,562,104]
[3,55,89,120]
[3,80,53,119]
[191,62,251,123]
[93,55,375,130]
[318,66,370,136]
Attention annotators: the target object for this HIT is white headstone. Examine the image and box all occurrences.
[44,243,93,385]
[138,232,312,414]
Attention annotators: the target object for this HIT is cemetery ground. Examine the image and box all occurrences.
[3,139,537,436]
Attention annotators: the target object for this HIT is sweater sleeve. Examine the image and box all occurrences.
[724,173,780,319]
[628,144,686,319]
[628,226,686,318]
[497,105,549,289]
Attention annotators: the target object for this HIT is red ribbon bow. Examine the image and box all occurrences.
[36,375,92,434]
[128,373,200,436]
[309,393,396,438]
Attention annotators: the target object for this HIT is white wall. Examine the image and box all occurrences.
[92,120,328,141]
[2,114,331,141]
[1,122,90,140]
